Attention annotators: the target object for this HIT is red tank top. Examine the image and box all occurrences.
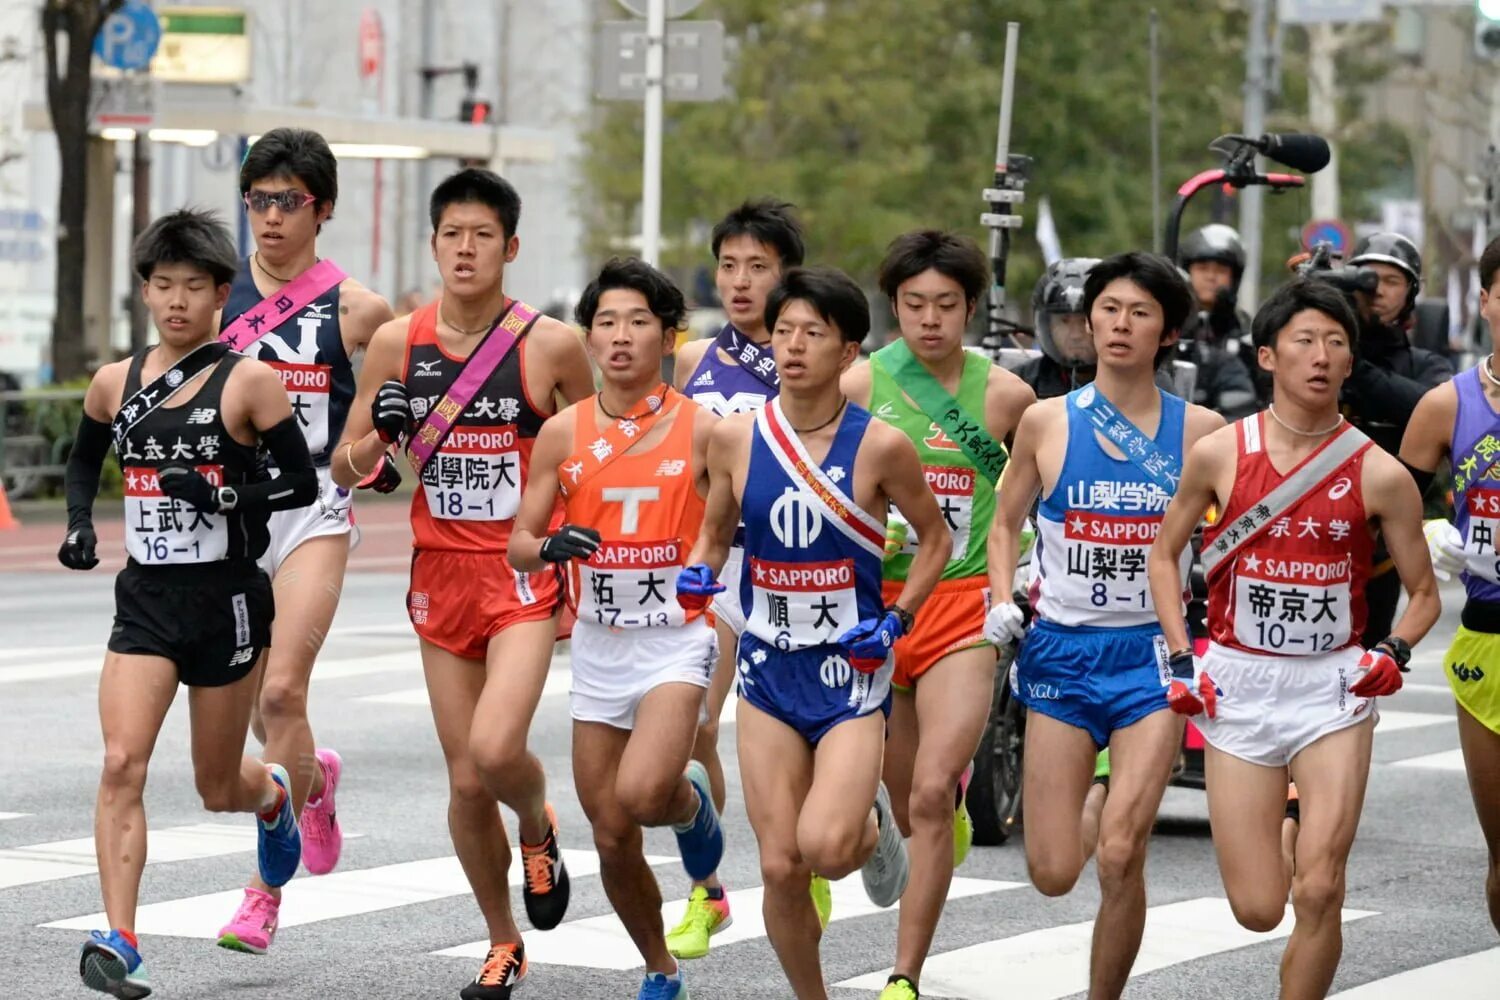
[1205,414,1374,657]
[402,301,557,552]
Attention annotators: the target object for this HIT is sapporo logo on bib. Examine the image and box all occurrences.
[895,465,974,557]
[420,423,521,521]
[1466,486,1500,582]
[749,556,860,650]
[1233,548,1352,654]
[124,465,228,564]
[1055,479,1171,612]
[267,361,333,455]
[577,539,684,628]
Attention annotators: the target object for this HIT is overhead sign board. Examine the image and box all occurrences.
[596,20,726,103]
[1278,0,1382,24]
[150,7,251,84]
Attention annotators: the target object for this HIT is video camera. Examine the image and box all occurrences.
[1294,241,1378,311]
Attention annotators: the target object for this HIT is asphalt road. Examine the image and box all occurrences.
[2,498,1498,998]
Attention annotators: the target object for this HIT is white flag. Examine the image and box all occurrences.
[1036,196,1062,267]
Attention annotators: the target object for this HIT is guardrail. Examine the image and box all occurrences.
[0,387,84,499]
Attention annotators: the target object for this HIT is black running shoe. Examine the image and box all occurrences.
[521,803,570,930]
[460,942,526,1000]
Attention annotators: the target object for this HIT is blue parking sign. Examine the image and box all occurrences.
[1300,218,1352,256]
[93,1,162,72]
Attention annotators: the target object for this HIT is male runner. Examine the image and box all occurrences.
[332,168,595,1000]
[681,265,950,1000]
[59,209,315,998]
[1150,277,1439,998]
[1399,234,1500,936]
[985,251,1223,1000]
[511,258,723,1000]
[842,230,1033,1000]
[667,197,814,957]
[216,126,395,953]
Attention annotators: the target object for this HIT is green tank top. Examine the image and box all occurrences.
[869,344,1000,582]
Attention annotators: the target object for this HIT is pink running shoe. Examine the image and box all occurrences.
[217,887,279,954]
[300,748,344,876]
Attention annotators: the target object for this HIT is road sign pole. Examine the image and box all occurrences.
[641,0,666,266]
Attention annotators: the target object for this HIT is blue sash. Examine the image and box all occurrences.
[1074,384,1181,494]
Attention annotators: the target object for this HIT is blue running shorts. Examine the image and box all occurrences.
[1013,619,1171,748]
[736,632,892,745]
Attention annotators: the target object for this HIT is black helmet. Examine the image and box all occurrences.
[1032,257,1100,368]
[1348,232,1421,321]
[1179,224,1246,283]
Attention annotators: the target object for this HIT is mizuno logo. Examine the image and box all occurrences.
[414,359,443,376]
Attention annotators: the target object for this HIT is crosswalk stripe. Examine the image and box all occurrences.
[0,812,30,822]
[0,650,423,687]
[1375,710,1451,733]
[362,666,574,707]
[2,824,256,891]
[434,875,1026,968]
[1328,947,1500,996]
[836,896,1378,999]
[43,848,673,937]
[1392,749,1467,771]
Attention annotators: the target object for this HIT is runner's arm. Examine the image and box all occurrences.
[508,411,573,572]
[1149,432,1223,653]
[1367,450,1442,650]
[537,317,597,408]
[672,338,710,392]
[331,318,407,489]
[686,416,746,577]
[986,366,1036,449]
[232,360,317,512]
[840,360,873,410]
[880,424,951,615]
[987,403,1044,601]
[64,363,126,532]
[339,281,396,354]
[1397,382,1457,489]
[690,403,720,499]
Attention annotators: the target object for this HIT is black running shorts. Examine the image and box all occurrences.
[109,559,274,687]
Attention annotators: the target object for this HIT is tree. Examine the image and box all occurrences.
[41,0,124,382]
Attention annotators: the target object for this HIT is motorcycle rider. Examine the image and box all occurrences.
[1176,224,1258,419]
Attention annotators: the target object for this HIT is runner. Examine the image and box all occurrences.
[331,168,596,1000]
[1149,277,1439,997]
[680,265,950,1000]
[215,126,395,954]
[667,197,820,958]
[985,251,1222,999]
[59,209,316,998]
[510,257,723,1000]
[842,230,1033,1000]
[1399,234,1500,936]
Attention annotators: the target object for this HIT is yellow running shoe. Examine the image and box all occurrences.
[665,885,732,960]
[953,763,974,869]
[879,973,920,999]
[809,875,832,930]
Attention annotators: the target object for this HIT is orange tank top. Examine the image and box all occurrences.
[563,394,707,629]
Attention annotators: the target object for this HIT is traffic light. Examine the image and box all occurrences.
[459,98,492,125]
[1478,0,1500,60]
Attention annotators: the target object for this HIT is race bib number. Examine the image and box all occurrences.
[896,465,972,558]
[575,538,684,629]
[420,425,522,521]
[1466,487,1500,583]
[1232,553,1352,654]
[748,556,861,650]
[267,361,332,457]
[1057,511,1158,612]
[122,465,228,564]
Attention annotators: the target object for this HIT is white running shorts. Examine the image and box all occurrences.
[569,617,717,730]
[708,546,746,636]
[257,466,358,577]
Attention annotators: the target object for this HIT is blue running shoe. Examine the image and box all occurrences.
[673,761,723,881]
[637,969,689,999]
[257,763,301,888]
[79,929,152,999]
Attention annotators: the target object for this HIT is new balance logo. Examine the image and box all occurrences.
[691,370,716,387]
[185,408,217,425]
[655,460,686,477]
[413,359,443,377]
[227,647,255,668]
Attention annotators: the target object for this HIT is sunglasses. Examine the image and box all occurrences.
[243,190,318,214]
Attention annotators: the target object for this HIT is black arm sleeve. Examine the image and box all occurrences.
[64,414,112,531]
[1400,459,1436,497]
[232,415,318,513]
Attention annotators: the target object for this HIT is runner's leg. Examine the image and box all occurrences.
[1021,711,1100,896]
[798,712,887,880]
[691,614,738,815]
[882,687,919,837]
[95,652,181,932]
[470,615,559,846]
[188,652,280,818]
[1457,702,1500,933]
[1205,745,1295,932]
[1090,710,1180,999]
[893,646,994,984]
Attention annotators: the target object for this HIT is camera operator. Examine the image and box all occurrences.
[1176,224,1259,419]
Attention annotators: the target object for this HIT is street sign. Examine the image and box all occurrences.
[90,75,157,129]
[596,20,725,102]
[1278,0,1382,24]
[93,0,162,72]
[359,9,384,81]
[1301,217,1352,254]
[615,0,703,17]
[151,7,251,84]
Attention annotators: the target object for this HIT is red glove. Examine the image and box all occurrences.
[1165,650,1217,718]
[1350,646,1405,698]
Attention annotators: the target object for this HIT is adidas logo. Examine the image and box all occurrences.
[692,370,716,387]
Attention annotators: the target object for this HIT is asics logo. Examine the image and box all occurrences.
[1328,477,1353,500]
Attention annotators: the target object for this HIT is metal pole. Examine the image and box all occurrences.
[130,131,151,351]
[1150,9,1162,253]
[1308,22,1340,221]
[641,0,666,266]
[1238,0,1269,307]
[416,0,436,285]
[986,21,1020,334]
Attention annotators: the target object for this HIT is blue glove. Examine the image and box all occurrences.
[838,610,906,674]
[676,563,726,612]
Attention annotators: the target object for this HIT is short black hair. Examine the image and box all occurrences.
[878,229,990,305]
[1082,251,1194,335]
[240,128,338,209]
[711,198,805,268]
[133,208,238,285]
[1251,277,1360,352]
[430,168,522,239]
[575,257,687,332]
[1482,235,1500,295]
[765,266,870,344]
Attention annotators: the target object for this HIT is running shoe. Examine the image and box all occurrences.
[673,761,724,880]
[810,875,832,930]
[637,969,689,999]
[953,762,974,870]
[666,885,732,959]
[299,748,343,876]
[460,942,527,1000]
[79,929,152,999]
[257,763,301,888]
[862,782,910,908]
[1285,781,1300,825]
[879,974,920,1000]
[216,886,279,954]
[521,802,571,930]
[1093,748,1111,789]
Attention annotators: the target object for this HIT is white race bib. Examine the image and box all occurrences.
[420,424,522,521]
[1232,552,1352,654]
[746,556,861,650]
[1465,486,1500,583]
[575,538,685,629]
[898,464,972,558]
[267,361,332,457]
[122,465,229,564]
[1050,511,1158,613]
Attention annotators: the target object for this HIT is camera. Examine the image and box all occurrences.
[1295,241,1378,302]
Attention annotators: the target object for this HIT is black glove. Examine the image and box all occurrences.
[156,463,223,513]
[373,380,413,444]
[357,453,403,494]
[58,523,99,570]
[539,524,602,563]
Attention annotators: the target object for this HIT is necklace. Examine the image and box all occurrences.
[253,252,312,284]
[787,397,847,434]
[598,389,667,421]
[1267,403,1344,438]
[1483,355,1500,388]
[439,305,496,337]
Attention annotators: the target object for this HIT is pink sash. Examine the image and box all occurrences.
[218,259,347,351]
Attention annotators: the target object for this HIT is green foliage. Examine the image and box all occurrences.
[18,379,121,499]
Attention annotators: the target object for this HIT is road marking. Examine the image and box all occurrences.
[837,896,1377,999]
[0,650,422,687]
[1,824,256,891]
[436,875,1026,968]
[0,623,418,666]
[1400,683,1453,695]
[44,848,673,937]
[1375,710,1452,734]
[0,812,30,822]
[1328,947,1500,996]
[1391,749,1467,772]
[361,666,574,706]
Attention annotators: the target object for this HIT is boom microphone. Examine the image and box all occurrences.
[1255,133,1331,174]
